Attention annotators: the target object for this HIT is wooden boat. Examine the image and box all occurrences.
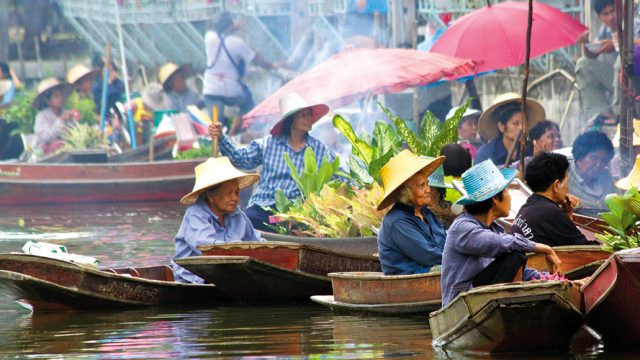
[0,253,228,311]
[38,136,176,163]
[311,271,441,315]
[260,232,378,257]
[174,242,381,301]
[582,248,640,348]
[429,281,583,354]
[526,245,610,279]
[0,158,200,205]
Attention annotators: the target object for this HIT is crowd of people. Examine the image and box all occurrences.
[0,5,636,303]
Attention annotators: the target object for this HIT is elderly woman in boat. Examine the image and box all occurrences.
[172,157,262,283]
[474,93,545,166]
[441,160,562,306]
[208,92,335,232]
[376,150,447,275]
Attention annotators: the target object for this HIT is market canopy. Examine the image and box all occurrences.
[242,48,477,127]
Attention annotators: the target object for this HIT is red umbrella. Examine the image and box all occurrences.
[430,1,587,74]
[242,48,476,127]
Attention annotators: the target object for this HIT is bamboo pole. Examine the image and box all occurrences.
[615,0,634,176]
[518,0,534,177]
[114,0,137,149]
[212,105,219,158]
[99,43,111,135]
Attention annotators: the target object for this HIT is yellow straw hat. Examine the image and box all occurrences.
[32,78,73,110]
[66,64,100,86]
[478,92,546,141]
[180,157,260,205]
[158,63,190,90]
[616,155,640,190]
[377,149,445,210]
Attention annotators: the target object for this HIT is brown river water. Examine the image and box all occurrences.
[0,202,637,359]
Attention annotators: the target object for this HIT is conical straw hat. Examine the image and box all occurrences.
[377,149,445,210]
[616,155,640,190]
[158,63,190,90]
[66,64,100,85]
[180,157,260,205]
[32,78,73,110]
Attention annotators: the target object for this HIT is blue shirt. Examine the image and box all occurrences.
[474,137,531,166]
[219,133,335,207]
[441,213,539,306]
[1,80,14,105]
[377,203,447,275]
[171,198,262,283]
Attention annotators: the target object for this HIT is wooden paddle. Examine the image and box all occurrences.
[212,105,219,158]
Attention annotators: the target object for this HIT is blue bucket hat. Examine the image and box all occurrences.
[455,160,517,206]
[427,164,453,189]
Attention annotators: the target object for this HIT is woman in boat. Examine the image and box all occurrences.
[66,63,100,99]
[509,119,563,170]
[474,93,545,166]
[159,62,203,113]
[376,149,447,275]
[441,159,562,306]
[172,157,262,283]
[32,78,75,155]
[208,92,334,232]
[569,130,616,212]
[511,152,599,246]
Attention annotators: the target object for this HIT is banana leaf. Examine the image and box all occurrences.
[333,114,374,166]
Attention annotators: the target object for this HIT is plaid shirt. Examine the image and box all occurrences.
[219,134,335,208]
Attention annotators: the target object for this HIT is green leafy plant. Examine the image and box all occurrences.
[380,98,470,157]
[2,90,38,135]
[596,189,640,252]
[60,124,107,151]
[333,114,401,185]
[176,139,213,160]
[283,146,341,200]
[65,92,97,125]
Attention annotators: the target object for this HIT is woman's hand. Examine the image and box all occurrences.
[208,122,223,139]
[535,243,562,274]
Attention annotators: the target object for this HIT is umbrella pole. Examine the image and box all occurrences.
[114,0,136,149]
[518,0,534,177]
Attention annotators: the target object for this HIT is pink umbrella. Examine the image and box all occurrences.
[430,1,587,74]
[242,48,476,127]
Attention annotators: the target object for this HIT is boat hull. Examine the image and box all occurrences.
[310,295,440,315]
[526,245,609,278]
[0,159,199,205]
[429,281,583,354]
[260,232,378,257]
[0,254,227,311]
[583,249,640,348]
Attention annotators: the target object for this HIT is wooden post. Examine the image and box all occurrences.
[616,0,633,176]
[212,105,219,158]
[518,0,534,177]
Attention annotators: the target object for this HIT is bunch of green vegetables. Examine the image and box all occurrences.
[65,92,97,125]
[60,124,108,151]
[596,188,640,252]
[2,91,38,135]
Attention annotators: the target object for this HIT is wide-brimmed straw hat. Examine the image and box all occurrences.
[158,63,191,90]
[270,92,329,136]
[141,83,168,111]
[455,159,517,206]
[0,80,11,97]
[377,149,445,210]
[478,92,546,141]
[32,78,73,110]
[181,157,260,205]
[616,155,640,190]
[66,64,100,86]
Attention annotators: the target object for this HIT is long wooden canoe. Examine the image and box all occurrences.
[0,253,228,311]
[260,232,378,257]
[526,245,609,278]
[429,281,583,354]
[176,242,381,301]
[0,159,199,205]
[311,271,441,315]
[582,248,640,348]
